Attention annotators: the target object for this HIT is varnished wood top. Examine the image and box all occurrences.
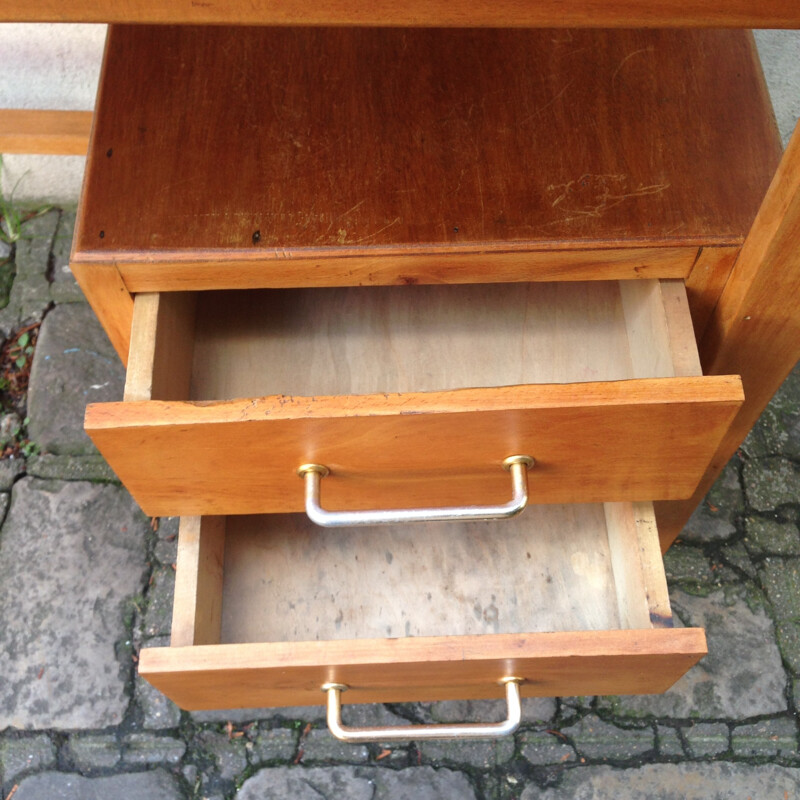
[74,27,781,281]
[2,0,800,28]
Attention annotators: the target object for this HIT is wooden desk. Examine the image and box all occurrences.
[1,8,799,721]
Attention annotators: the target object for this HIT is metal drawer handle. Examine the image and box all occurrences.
[297,455,534,528]
[322,678,523,742]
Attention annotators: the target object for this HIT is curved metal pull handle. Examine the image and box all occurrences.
[297,455,534,528]
[322,678,523,742]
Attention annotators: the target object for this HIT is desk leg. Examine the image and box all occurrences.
[656,120,800,551]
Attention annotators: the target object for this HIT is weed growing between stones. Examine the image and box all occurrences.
[0,155,53,247]
[0,322,40,459]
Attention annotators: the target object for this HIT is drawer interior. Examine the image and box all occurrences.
[217,503,665,645]
[125,278,701,403]
[138,500,706,709]
[176,501,673,649]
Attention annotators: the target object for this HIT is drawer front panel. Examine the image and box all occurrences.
[138,630,707,710]
[86,377,742,517]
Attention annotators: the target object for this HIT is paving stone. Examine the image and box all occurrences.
[64,735,121,770]
[136,670,182,730]
[140,565,176,639]
[760,558,800,619]
[744,457,800,512]
[342,702,412,731]
[194,729,248,780]
[427,697,556,725]
[0,479,150,729]
[680,462,744,543]
[560,696,593,714]
[182,764,199,787]
[731,717,798,758]
[153,516,180,565]
[656,725,684,757]
[26,453,118,482]
[27,303,125,456]
[121,733,186,766]
[0,492,9,525]
[683,722,729,757]
[519,730,577,765]
[13,769,183,800]
[745,517,800,556]
[13,211,59,279]
[238,765,477,799]
[0,210,59,332]
[776,620,800,674]
[561,716,653,761]
[191,705,325,724]
[521,762,800,799]
[720,541,757,579]
[744,362,800,459]
[0,261,12,312]
[0,734,56,786]
[0,456,24,490]
[417,737,514,769]
[597,588,787,719]
[49,211,84,304]
[250,726,298,764]
[299,728,370,763]
[663,544,714,584]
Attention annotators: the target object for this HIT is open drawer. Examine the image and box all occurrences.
[85,279,742,517]
[138,501,705,716]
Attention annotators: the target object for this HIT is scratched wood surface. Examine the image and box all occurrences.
[74,27,780,287]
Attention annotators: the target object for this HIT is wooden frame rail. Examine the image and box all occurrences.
[0,109,92,155]
[0,0,799,27]
[0,0,800,28]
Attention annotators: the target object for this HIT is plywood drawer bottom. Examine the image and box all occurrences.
[139,501,705,710]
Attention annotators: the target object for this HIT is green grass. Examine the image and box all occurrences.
[0,154,53,244]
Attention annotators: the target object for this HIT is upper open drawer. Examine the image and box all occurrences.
[71,27,780,293]
[85,279,742,517]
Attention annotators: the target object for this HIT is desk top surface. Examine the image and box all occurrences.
[1,0,799,28]
[74,27,781,275]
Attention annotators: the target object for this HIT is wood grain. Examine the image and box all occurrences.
[656,122,800,548]
[684,246,741,341]
[69,261,133,367]
[110,246,697,294]
[618,281,676,379]
[659,279,703,377]
[188,282,661,401]
[2,0,798,28]
[219,504,624,644]
[605,502,672,629]
[74,27,780,292]
[0,109,92,155]
[85,377,743,517]
[124,292,197,402]
[139,628,707,709]
[170,516,226,647]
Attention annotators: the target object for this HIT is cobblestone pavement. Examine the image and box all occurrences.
[0,210,799,799]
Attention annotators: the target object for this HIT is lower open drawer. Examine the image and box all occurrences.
[138,500,705,709]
